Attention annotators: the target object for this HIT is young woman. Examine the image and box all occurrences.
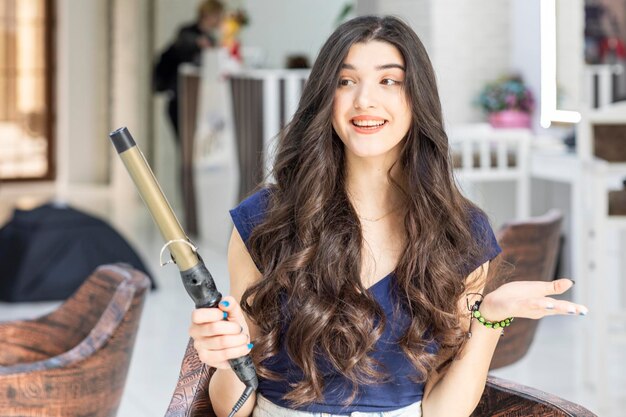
[189,15,588,417]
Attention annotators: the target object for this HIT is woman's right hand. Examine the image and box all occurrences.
[189,295,253,369]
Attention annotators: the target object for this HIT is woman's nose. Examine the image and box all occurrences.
[354,83,377,109]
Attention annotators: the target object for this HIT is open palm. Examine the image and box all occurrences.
[483,278,588,320]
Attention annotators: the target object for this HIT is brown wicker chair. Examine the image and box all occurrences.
[471,375,596,417]
[164,338,596,417]
[487,210,563,370]
[0,263,151,417]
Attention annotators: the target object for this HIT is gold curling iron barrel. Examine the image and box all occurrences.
[109,127,258,417]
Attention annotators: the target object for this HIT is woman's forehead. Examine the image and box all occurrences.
[341,41,405,70]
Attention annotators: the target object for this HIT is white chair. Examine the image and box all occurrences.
[447,123,532,220]
[576,101,626,412]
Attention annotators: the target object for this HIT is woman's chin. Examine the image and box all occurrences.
[347,148,384,159]
[344,142,402,162]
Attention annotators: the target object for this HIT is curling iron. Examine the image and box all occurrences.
[109,127,257,417]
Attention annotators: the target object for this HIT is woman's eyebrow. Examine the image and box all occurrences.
[376,63,405,71]
[340,63,406,71]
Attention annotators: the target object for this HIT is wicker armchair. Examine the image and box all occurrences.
[164,338,597,417]
[0,264,150,417]
[488,210,563,369]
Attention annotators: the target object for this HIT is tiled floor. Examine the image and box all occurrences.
[0,193,623,416]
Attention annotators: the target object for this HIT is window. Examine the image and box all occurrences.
[0,0,54,181]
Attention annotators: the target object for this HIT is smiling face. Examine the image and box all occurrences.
[332,41,412,165]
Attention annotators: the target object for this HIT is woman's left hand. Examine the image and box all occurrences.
[479,278,588,321]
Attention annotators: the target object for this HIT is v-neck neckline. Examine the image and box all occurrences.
[366,271,394,292]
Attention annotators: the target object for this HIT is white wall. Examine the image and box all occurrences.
[374,0,433,53]
[154,0,197,50]
[56,0,109,188]
[241,0,352,68]
[556,0,584,111]
[432,0,511,126]
[510,0,542,131]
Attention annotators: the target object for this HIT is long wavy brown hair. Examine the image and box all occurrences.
[241,15,497,406]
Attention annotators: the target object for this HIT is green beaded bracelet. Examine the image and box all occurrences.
[470,300,514,333]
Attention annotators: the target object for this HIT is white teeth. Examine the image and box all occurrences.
[352,120,385,127]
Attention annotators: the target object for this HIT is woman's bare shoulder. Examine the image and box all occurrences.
[227,227,262,301]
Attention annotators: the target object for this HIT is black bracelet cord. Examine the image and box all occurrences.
[471,300,515,329]
[465,293,514,337]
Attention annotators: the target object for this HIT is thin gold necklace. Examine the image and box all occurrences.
[357,206,400,222]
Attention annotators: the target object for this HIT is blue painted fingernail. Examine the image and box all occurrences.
[223,311,228,319]
[247,343,254,349]
[579,309,588,316]
[220,300,230,307]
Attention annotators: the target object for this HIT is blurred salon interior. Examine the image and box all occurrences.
[0,0,625,415]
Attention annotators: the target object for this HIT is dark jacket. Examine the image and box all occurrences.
[153,23,216,93]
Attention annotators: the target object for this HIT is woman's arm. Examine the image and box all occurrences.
[421,262,587,417]
[197,227,262,417]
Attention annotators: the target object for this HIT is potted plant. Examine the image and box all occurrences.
[476,75,535,128]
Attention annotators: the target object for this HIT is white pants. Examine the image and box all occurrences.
[252,394,423,417]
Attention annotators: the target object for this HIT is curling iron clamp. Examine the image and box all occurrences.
[109,127,258,417]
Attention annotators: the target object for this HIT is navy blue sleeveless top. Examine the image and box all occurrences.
[229,188,501,414]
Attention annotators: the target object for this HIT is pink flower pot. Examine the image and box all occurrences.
[488,110,531,128]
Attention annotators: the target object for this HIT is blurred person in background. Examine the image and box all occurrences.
[153,0,225,142]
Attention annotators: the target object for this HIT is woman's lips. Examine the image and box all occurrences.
[351,117,387,134]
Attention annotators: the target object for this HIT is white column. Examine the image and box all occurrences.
[110,0,153,237]
[55,0,109,197]
[516,134,531,220]
[589,160,610,413]
[262,74,280,178]
[284,74,301,124]
[54,0,70,200]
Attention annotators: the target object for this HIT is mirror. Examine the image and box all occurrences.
[582,0,626,107]
[541,0,583,127]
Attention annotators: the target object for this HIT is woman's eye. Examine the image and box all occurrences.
[381,78,401,86]
[338,79,355,87]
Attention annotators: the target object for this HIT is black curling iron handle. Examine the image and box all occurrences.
[180,262,223,309]
[182,262,259,417]
[180,261,259,412]
[229,356,257,385]
[180,257,259,379]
